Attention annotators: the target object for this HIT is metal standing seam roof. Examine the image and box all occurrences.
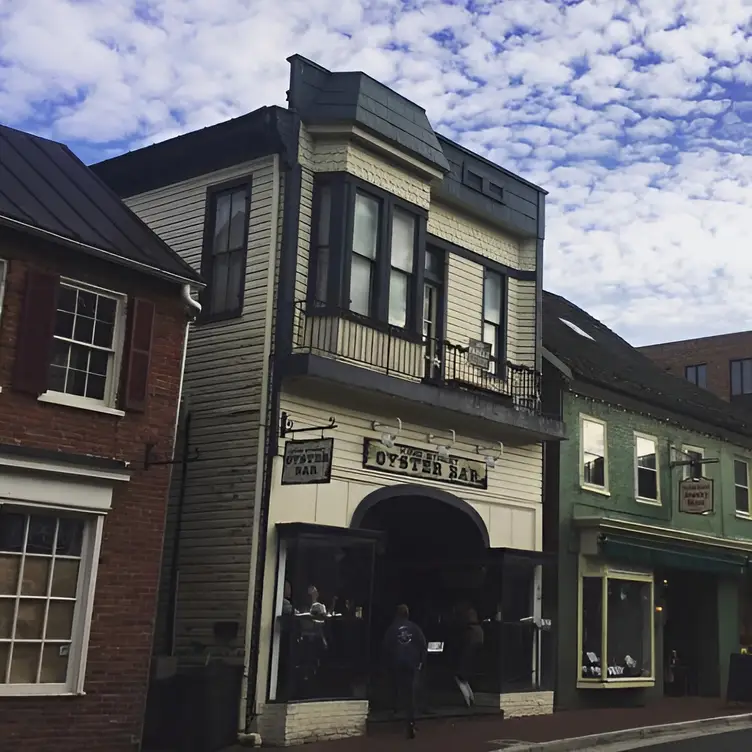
[543,290,752,438]
[0,123,202,285]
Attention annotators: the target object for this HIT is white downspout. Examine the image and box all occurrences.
[173,285,202,455]
[238,153,280,737]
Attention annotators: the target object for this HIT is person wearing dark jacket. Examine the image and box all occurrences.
[382,604,427,739]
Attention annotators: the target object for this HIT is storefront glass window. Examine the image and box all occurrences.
[581,577,603,679]
[578,568,654,685]
[270,529,376,703]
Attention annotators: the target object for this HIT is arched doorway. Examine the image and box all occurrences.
[351,485,493,715]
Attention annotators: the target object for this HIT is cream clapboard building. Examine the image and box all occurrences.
[93,55,566,747]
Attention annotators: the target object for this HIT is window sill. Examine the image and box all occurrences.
[736,512,752,521]
[38,392,125,417]
[0,686,82,698]
[577,678,655,690]
[635,497,662,506]
[581,484,611,497]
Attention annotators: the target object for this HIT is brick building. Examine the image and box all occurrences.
[0,124,202,751]
[639,332,752,407]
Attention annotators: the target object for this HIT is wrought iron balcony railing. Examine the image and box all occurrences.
[292,302,541,413]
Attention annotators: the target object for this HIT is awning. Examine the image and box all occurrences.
[599,534,749,576]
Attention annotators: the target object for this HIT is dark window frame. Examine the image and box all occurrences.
[307,173,427,340]
[482,267,507,370]
[685,363,707,389]
[199,176,253,323]
[730,358,752,397]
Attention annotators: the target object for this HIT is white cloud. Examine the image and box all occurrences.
[1,0,752,346]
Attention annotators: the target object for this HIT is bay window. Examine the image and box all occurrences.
[307,174,426,333]
[578,563,654,688]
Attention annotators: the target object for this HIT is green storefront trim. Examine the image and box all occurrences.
[600,534,749,576]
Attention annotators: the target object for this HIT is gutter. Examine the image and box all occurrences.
[0,214,203,288]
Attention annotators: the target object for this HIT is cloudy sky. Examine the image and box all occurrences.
[2,0,751,346]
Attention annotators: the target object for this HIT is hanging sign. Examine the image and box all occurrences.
[467,339,492,370]
[678,477,713,514]
[281,438,334,485]
[363,439,487,490]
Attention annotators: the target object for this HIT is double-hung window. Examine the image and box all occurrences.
[581,415,608,491]
[350,192,380,317]
[201,179,252,321]
[309,175,425,334]
[482,269,506,374]
[634,433,659,503]
[48,282,126,406]
[388,208,417,328]
[735,459,750,515]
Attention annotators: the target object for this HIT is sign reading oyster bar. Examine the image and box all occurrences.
[363,439,488,490]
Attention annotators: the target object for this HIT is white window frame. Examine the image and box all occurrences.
[0,454,128,697]
[634,432,660,505]
[734,458,750,517]
[580,414,609,494]
[577,560,655,690]
[681,444,705,480]
[38,278,127,417]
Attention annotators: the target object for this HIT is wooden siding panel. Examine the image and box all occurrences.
[125,156,279,655]
[274,393,543,533]
[508,278,536,368]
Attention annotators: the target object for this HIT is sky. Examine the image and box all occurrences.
[1,0,751,347]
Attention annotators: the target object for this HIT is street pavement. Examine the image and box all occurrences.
[641,728,752,751]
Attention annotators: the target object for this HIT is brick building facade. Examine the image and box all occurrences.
[0,125,202,751]
[639,331,752,405]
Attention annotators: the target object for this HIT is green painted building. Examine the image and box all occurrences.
[542,292,752,710]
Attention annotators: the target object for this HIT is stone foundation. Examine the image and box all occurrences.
[256,700,368,746]
[476,690,554,718]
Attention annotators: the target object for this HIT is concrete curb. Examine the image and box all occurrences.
[495,712,752,751]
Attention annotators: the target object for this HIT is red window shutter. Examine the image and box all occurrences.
[122,298,155,412]
[12,271,59,395]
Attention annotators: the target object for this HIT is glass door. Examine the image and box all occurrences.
[423,247,444,380]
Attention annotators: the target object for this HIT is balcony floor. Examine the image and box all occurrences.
[279,353,566,444]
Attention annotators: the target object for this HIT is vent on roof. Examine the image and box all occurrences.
[560,318,595,340]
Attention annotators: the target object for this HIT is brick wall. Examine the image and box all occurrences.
[0,234,186,752]
[639,331,752,403]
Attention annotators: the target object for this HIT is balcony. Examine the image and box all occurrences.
[280,302,566,442]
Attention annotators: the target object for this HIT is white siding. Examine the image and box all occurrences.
[125,156,280,655]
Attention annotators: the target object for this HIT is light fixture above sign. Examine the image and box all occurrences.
[476,441,504,469]
[372,418,402,449]
[428,429,455,462]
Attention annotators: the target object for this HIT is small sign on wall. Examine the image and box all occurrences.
[467,339,492,370]
[363,439,488,489]
[678,477,713,514]
[281,438,334,485]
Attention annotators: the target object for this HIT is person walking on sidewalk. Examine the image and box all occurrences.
[382,604,427,740]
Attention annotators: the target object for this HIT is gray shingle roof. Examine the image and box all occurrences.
[543,291,752,437]
[0,123,202,284]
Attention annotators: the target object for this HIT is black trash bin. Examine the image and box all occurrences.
[175,661,244,752]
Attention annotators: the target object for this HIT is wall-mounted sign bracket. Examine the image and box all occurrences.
[144,443,200,470]
[280,410,337,439]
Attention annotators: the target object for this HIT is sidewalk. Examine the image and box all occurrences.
[290,698,752,752]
